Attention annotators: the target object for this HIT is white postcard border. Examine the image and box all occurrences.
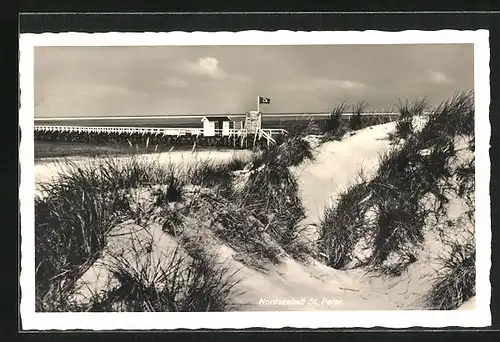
[19,30,491,330]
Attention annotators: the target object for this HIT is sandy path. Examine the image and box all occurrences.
[232,257,410,311]
[293,123,396,235]
[232,121,459,311]
[229,123,416,311]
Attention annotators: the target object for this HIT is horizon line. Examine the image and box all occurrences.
[34,111,409,121]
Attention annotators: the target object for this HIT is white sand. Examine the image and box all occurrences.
[35,149,253,186]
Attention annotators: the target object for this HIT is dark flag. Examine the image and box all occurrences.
[258,96,271,104]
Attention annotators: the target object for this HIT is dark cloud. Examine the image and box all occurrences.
[34,44,474,117]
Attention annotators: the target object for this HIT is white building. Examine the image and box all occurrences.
[201,116,233,137]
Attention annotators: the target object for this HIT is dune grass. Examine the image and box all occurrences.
[88,244,242,312]
[318,179,371,269]
[318,91,476,286]
[35,158,144,311]
[35,130,315,310]
[349,101,369,131]
[424,236,476,310]
[320,101,396,142]
[197,135,314,266]
[242,161,307,255]
[189,157,248,189]
[391,98,429,141]
[35,155,243,311]
[324,102,348,138]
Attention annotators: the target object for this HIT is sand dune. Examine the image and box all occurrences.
[292,123,396,235]
[35,119,475,312]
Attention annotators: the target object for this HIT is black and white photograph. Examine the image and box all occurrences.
[19,30,491,329]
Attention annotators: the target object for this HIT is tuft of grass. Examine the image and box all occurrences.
[153,173,185,206]
[35,190,118,311]
[212,202,283,267]
[35,160,138,311]
[424,237,475,310]
[393,119,414,141]
[231,146,310,260]
[88,244,242,312]
[173,183,286,269]
[373,92,473,268]
[323,102,349,140]
[281,137,315,167]
[365,134,455,271]
[390,98,428,142]
[369,193,426,267]
[349,101,369,131]
[419,91,474,143]
[189,157,247,195]
[183,133,315,264]
[455,155,475,212]
[398,98,428,119]
[251,138,314,169]
[286,116,321,137]
[242,163,306,238]
[318,180,371,269]
[161,210,185,236]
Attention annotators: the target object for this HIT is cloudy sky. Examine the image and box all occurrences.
[34,44,474,117]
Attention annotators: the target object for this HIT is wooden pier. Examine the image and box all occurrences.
[33,110,406,149]
[33,125,288,149]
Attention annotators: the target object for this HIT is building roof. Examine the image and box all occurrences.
[201,116,232,122]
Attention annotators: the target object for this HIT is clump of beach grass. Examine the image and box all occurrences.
[285,116,322,137]
[188,157,248,195]
[34,157,145,311]
[455,155,475,220]
[252,129,315,169]
[87,243,242,312]
[424,235,475,310]
[389,98,428,143]
[321,101,396,143]
[153,173,185,206]
[207,129,316,261]
[349,101,369,131]
[320,102,350,141]
[238,157,309,260]
[318,178,371,269]
[211,201,284,268]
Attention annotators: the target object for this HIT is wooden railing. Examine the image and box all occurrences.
[34,125,289,138]
[34,125,204,136]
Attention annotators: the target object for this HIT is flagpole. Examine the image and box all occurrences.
[257,96,260,113]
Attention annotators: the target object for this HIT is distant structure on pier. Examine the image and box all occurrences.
[199,112,263,137]
[200,116,233,137]
[244,111,262,134]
